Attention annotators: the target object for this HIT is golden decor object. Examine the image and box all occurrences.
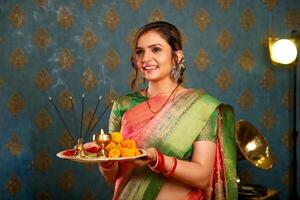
[34,109,52,131]
[104,48,120,70]
[33,28,51,49]
[35,0,47,7]
[81,0,97,10]
[93,129,111,157]
[149,8,164,22]
[262,0,278,10]
[217,0,234,11]
[103,9,120,31]
[215,69,232,91]
[237,89,253,112]
[59,129,74,149]
[58,170,75,192]
[58,48,75,70]
[80,30,97,50]
[81,68,98,91]
[8,5,26,28]
[239,49,254,72]
[74,138,87,157]
[83,190,97,200]
[260,109,276,130]
[285,9,300,30]
[35,69,52,91]
[282,169,292,188]
[217,28,233,51]
[32,152,53,172]
[194,48,210,71]
[58,90,73,111]
[127,28,138,48]
[0,36,4,44]
[171,0,188,10]
[36,192,50,200]
[127,0,144,11]
[260,69,276,91]
[10,48,28,70]
[282,129,293,150]
[6,175,21,196]
[194,8,211,32]
[6,134,22,156]
[282,88,293,111]
[57,7,74,31]
[8,92,25,116]
[83,110,98,129]
[236,120,274,170]
[240,9,255,31]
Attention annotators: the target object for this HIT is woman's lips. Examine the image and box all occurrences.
[143,65,159,71]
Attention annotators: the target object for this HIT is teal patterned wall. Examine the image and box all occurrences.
[0,0,300,199]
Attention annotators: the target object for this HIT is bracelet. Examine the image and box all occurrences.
[163,157,177,177]
[148,150,165,173]
[100,161,116,169]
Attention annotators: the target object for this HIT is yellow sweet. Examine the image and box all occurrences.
[111,132,123,143]
[108,148,121,158]
[104,141,118,152]
[121,147,136,157]
[120,139,136,149]
[104,132,141,158]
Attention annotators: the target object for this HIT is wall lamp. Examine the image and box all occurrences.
[269,30,299,200]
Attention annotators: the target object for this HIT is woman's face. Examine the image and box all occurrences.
[134,31,174,82]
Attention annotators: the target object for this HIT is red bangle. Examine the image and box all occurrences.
[163,157,177,177]
[148,150,165,173]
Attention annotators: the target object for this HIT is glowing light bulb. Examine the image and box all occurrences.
[270,39,297,64]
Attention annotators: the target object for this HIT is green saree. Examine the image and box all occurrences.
[108,89,237,200]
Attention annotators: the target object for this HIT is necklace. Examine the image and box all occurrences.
[145,84,179,114]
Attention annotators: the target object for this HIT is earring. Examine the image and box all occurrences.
[171,59,186,82]
[171,63,181,82]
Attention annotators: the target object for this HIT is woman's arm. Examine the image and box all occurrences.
[98,161,119,185]
[164,141,216,189]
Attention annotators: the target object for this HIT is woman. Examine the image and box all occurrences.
[98,21,237,200]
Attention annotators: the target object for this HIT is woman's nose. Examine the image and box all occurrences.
[141,50,151,63]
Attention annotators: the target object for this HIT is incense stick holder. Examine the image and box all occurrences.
[73,138,87,157]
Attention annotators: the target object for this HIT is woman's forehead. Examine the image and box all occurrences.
[137,31,168,47]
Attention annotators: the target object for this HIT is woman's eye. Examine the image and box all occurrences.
[152,47,161,53]
[135,49,143,56]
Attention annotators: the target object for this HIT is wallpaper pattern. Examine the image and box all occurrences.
[0,0,300,199]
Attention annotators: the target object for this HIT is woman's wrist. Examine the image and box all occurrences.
[99,161,117,169]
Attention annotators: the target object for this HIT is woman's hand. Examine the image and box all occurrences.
[129,147,157,167]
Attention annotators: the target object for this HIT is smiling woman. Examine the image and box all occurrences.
[95,21,238,200]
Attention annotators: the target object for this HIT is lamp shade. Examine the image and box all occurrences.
[269,38,298,65]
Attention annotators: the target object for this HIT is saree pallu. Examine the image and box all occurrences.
[109,89,237,200]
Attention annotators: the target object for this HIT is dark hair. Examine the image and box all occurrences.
[130,21,184,89]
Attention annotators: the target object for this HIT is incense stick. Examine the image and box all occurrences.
[49,96,75,144]
[84,96,102,141]
[70,96,79,140]
[79,93,85,139]
[86,100,114,138]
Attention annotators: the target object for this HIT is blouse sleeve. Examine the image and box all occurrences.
[108,100,122,133]
[195,109,218,143]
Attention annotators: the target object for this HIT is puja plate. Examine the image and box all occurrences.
[56,148,147,163]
